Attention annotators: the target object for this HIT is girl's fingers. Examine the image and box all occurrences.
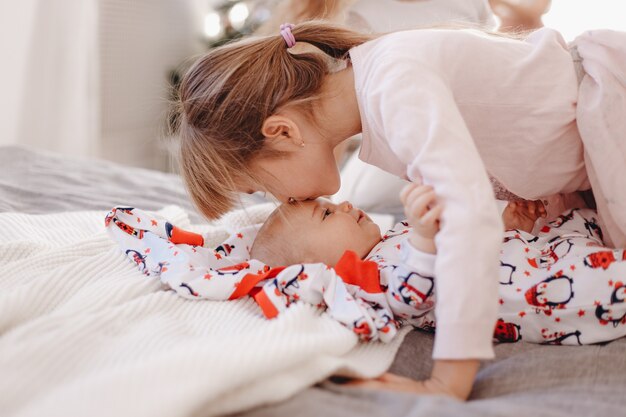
[344,373,432,395]
[375,372,410,383]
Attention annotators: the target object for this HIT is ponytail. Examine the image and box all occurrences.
[289,20,373,59]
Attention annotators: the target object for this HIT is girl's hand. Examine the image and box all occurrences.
[400,183,443,254]
[345,359,479,401]
[345,373,457,398]
[502,199,547,232]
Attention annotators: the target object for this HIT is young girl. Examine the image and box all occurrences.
[173,22,626,397]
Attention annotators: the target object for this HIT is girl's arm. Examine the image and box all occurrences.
[363,183,479,401]
[373,183,478,400]
[352,56,503,397]
[370,61,502,360]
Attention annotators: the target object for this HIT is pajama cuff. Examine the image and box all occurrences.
[400,240,436,274]
[432,321,496,360]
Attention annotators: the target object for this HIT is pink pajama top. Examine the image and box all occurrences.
[349,27,589,359]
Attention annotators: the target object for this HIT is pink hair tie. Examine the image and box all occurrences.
[280,23,296,48]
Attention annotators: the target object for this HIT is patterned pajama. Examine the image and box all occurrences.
[106,207,626,346]
[493,209,626,345]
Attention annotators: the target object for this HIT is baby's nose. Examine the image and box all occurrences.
[339,201,353,212]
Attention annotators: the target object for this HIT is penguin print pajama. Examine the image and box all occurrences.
[106,207,626,345]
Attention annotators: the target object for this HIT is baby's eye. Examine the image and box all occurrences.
[323,208,332,220]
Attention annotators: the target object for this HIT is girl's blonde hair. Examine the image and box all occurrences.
[173,21,372,220]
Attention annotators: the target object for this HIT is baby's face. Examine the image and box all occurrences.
[278,199,382,265]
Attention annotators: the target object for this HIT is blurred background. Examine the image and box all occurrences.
[0,0,624,173]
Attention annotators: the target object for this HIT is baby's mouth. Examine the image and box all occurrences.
[357,211,365,223]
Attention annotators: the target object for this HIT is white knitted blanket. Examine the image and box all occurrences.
[0,206,408,417]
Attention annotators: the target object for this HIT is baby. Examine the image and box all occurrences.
[251,183,626,347]
[107,185,626,400]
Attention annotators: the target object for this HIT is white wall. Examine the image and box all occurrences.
[98,0,209,170]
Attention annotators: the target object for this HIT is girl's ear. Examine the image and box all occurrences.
[262,115,303,148]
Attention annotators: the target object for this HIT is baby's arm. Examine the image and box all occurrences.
[402,184,547,236]
[399,183,443,254]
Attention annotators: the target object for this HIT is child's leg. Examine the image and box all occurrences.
[497,216,626,345]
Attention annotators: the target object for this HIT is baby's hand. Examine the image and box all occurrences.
[400,183,443,254]
[502,200,547,233]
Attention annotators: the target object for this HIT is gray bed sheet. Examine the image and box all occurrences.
[2,145,624,417]
[0,145,206,223]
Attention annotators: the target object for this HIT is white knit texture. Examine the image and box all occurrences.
[0,206,408,417]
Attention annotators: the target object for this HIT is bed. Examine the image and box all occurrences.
[1,145,624,417]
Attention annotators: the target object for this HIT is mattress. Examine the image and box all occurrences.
[1,145,624,417]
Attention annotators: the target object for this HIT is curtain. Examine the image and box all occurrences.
[1,0,207,169]
[0,0,100,157]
